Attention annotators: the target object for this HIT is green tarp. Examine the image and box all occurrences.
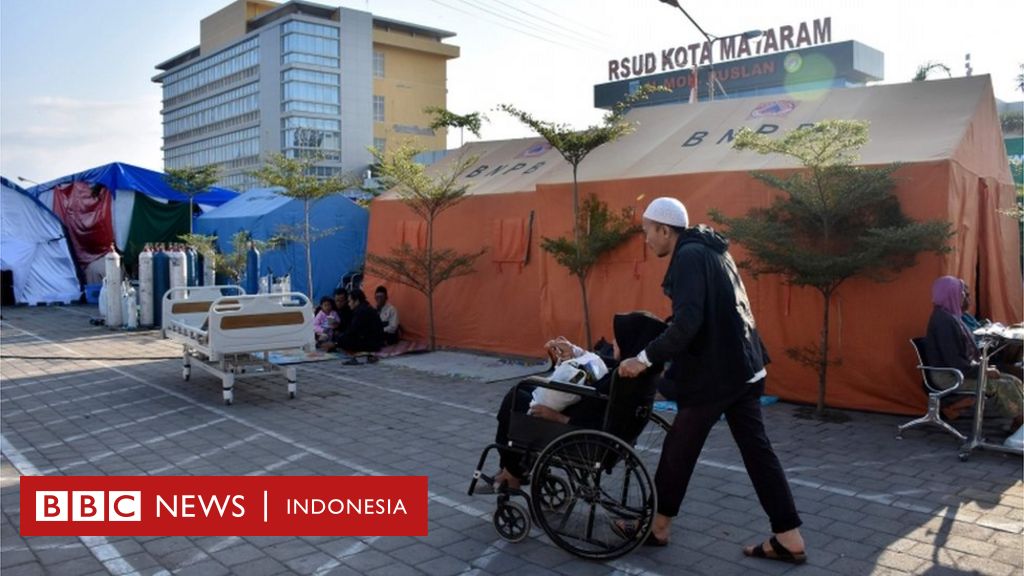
[124,194,190,273]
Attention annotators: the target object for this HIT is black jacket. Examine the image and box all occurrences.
[925,307,980,379]
[643,225,768,406]
[336,302,384,352]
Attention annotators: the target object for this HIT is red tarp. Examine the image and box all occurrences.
[52,182,114,274]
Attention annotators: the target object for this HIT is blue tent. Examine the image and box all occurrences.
[195,188,368,299]
[26,162,237,206]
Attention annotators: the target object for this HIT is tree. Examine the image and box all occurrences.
[424,107,486,147]
[539,196,641,337]
[251,154,354,299]
[364,144,484,350]
[912,61,952,82]
[711,120,952,417]
[499,84,663,347]
[165,165,219,234]
[178,231,282,284]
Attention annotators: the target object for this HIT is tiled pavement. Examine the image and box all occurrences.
[1,304,1021,575]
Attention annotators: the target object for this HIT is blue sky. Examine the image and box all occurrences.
[2,0,1021,184]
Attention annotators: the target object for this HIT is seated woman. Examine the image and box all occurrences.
[926,276,1023,429]
[485,311,667,493]
[326,288,384,355]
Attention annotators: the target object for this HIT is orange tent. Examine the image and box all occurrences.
[366,75,1021,415]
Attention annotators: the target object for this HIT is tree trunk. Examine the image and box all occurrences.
[426,215,436,350]
[817,289,832,416]
[578,274,592,349]
[304,199,313,299]
[571,164,580,244]
[571,163,592,347]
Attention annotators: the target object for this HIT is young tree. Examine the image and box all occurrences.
[365,144,484,350]
[178,231,282,285]
[165,165,220,233]
[423,107,486,147]
[251,154,354,299]
[912,61,952,81]
[711,120,952,417]
[499,85,663,346]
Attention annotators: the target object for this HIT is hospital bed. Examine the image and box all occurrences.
[161,286,315,405]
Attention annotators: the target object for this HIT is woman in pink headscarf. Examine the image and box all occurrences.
[925,276,1023,426]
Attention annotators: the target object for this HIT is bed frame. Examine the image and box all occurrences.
[162,286,315,405]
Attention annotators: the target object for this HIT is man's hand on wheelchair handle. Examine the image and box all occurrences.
[618,357,647,378]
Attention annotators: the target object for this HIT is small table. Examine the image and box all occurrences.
[959,325,1024,461]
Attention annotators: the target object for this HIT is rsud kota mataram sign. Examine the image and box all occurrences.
[608,17,832,81]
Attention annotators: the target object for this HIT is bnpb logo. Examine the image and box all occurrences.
[36,491,141,522]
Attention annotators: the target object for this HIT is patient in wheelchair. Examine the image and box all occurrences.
[485,311,667,492]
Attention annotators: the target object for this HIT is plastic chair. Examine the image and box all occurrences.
[896,337,969,441]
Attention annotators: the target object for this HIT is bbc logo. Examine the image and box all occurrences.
[36,491,141,522]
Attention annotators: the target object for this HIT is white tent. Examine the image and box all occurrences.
[1,177,81,305]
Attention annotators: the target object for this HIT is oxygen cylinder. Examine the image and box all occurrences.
[185,247,198,287]
[152,249,170,327]
[203,251,216,286]
[168,246,187,291]
[125,284,138,329]
[138,246,154,327]
[104,248,123,329]
[244,242,261,295]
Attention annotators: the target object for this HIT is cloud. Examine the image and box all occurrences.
[0,94,164,182]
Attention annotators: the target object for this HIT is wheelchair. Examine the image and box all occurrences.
[468,369,673,560]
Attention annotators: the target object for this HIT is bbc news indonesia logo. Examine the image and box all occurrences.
[21,476,427,537]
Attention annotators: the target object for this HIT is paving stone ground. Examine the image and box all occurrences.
[1,304,1021,575]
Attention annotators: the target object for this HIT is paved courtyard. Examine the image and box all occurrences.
[1,304,1022,575]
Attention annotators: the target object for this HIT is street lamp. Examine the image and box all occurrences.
[657,0,762,101]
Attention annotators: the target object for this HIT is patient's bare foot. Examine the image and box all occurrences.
[493,469,521,490]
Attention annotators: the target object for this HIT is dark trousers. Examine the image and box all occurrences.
[654,378,802,534]
[494,384,605,478]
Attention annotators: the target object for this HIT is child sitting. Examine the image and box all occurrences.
[313,297,340,348]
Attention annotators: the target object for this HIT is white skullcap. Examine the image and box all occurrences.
[643,197,689,228]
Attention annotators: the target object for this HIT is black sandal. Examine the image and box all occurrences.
[743,535,807,564]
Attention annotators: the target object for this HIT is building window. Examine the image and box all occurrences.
[281,116,342,161]
[373,95,385,123]
[373,50,385,78]
[281,20,340,68]
[373,138,386,153]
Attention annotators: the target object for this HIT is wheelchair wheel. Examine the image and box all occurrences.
[494,501,531,542]
[633,410,672,457]
[538,474,571,512]
[530,430,655,560]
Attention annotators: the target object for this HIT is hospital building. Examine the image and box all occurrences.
[153,0,459,190]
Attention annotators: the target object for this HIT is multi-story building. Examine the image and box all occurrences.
[153,0,458,191]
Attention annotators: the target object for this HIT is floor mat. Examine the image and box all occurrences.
[377,340,430,358]
[268,349,346,365]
